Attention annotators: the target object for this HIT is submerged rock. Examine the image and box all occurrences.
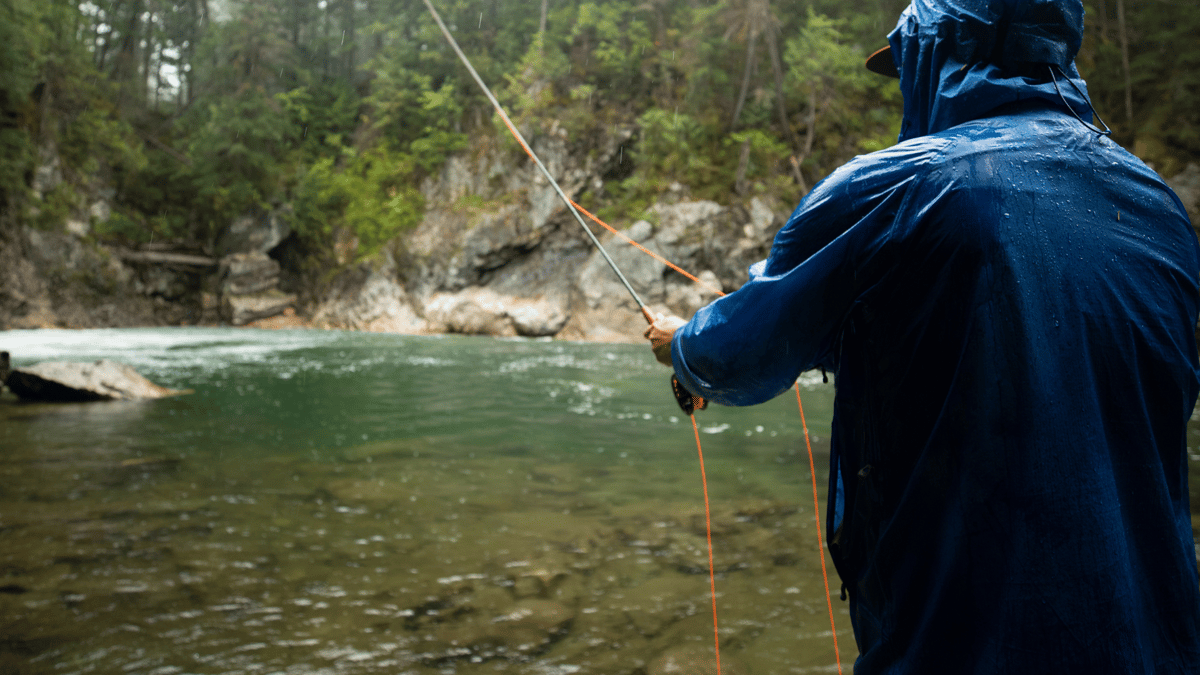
[4,359,189,402]
[648,644,747,675]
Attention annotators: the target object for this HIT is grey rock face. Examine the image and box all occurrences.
[216,209,292,257]
[217,252,294,325]
[313,124,782,341]
[311,251,428,333]
[219,252,281,297]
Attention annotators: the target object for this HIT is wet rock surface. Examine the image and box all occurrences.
[4,359,189,401]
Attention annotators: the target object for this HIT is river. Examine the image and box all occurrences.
[0,328,850,674]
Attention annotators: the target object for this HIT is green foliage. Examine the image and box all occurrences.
[631,107,717,184]
[0,0,38,210]
[184,87,295,236]
[570,2,655,95]
[13,0,1196,263]
[294,148,424,258]
[363,54,467,173]
[277,81,360,162]
[728,129,789,184]
[784,10,902,173]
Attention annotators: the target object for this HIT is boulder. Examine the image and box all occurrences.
[218,252,281,297]
[311,251,429,333]
[223,289,296,326]
[507,296,570,336]
[424,288,518,337]
[216,209,292,256]
[217,252,295,325]
[4,359,188,402]
[577,220,666,312]
[647,644,747,675]
[423,287,569,337]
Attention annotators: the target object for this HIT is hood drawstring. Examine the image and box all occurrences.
[1048,65,1112,136]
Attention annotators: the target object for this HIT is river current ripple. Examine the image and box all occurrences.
[0,328,850,675]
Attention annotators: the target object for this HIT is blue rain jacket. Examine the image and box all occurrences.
[671,0,1200,672]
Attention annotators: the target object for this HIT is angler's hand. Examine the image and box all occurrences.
[643,314,686,367]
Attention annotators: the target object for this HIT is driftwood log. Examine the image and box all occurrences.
[113,249,217,267]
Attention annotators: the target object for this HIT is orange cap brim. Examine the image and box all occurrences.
[866,45,899,78]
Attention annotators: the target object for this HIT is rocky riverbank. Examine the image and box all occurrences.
[0,122,790,340]
[4,137,1199,339]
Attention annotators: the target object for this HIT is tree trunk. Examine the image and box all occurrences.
[113,0,143,113]
[1097,0,1109,43]
[734,136,751,196]
[764,22,800,154]
[729,31,758,132]
[539,0,549,37]
[342,0,357,82]
[1116,0,1133,122]
[790,82,818,194]
[142,6,156,105]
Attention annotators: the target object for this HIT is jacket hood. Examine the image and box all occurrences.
[889,0,1093,141]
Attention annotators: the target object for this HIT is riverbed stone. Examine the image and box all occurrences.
[647,643,747,675]
[4,359,188,401]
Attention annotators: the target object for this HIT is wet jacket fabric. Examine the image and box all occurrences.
[670,1,1200,672]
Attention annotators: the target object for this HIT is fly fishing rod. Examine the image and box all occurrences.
[420,0,653,325]
[421,0,706,415]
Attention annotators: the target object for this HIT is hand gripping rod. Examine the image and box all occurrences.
[422,0,654,325]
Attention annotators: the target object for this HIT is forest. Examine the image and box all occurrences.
[1,0,1198,262]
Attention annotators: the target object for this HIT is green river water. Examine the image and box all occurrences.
[0,328,853,675]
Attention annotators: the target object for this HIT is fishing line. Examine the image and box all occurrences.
[422,2,841,671]
[691,413,722,675]
[797,385,844,675]
[567,199,725,298]
[421,0,654,324]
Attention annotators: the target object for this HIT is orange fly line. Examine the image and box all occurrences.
[422,2,843,672]
[572,202,847,674]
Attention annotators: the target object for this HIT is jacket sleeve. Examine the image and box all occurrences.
[670,142,941,407]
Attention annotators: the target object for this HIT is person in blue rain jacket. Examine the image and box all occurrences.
[645,0,1200,672]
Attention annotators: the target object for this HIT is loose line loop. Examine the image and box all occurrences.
[797,384,844,675]
[691,414,723,675]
